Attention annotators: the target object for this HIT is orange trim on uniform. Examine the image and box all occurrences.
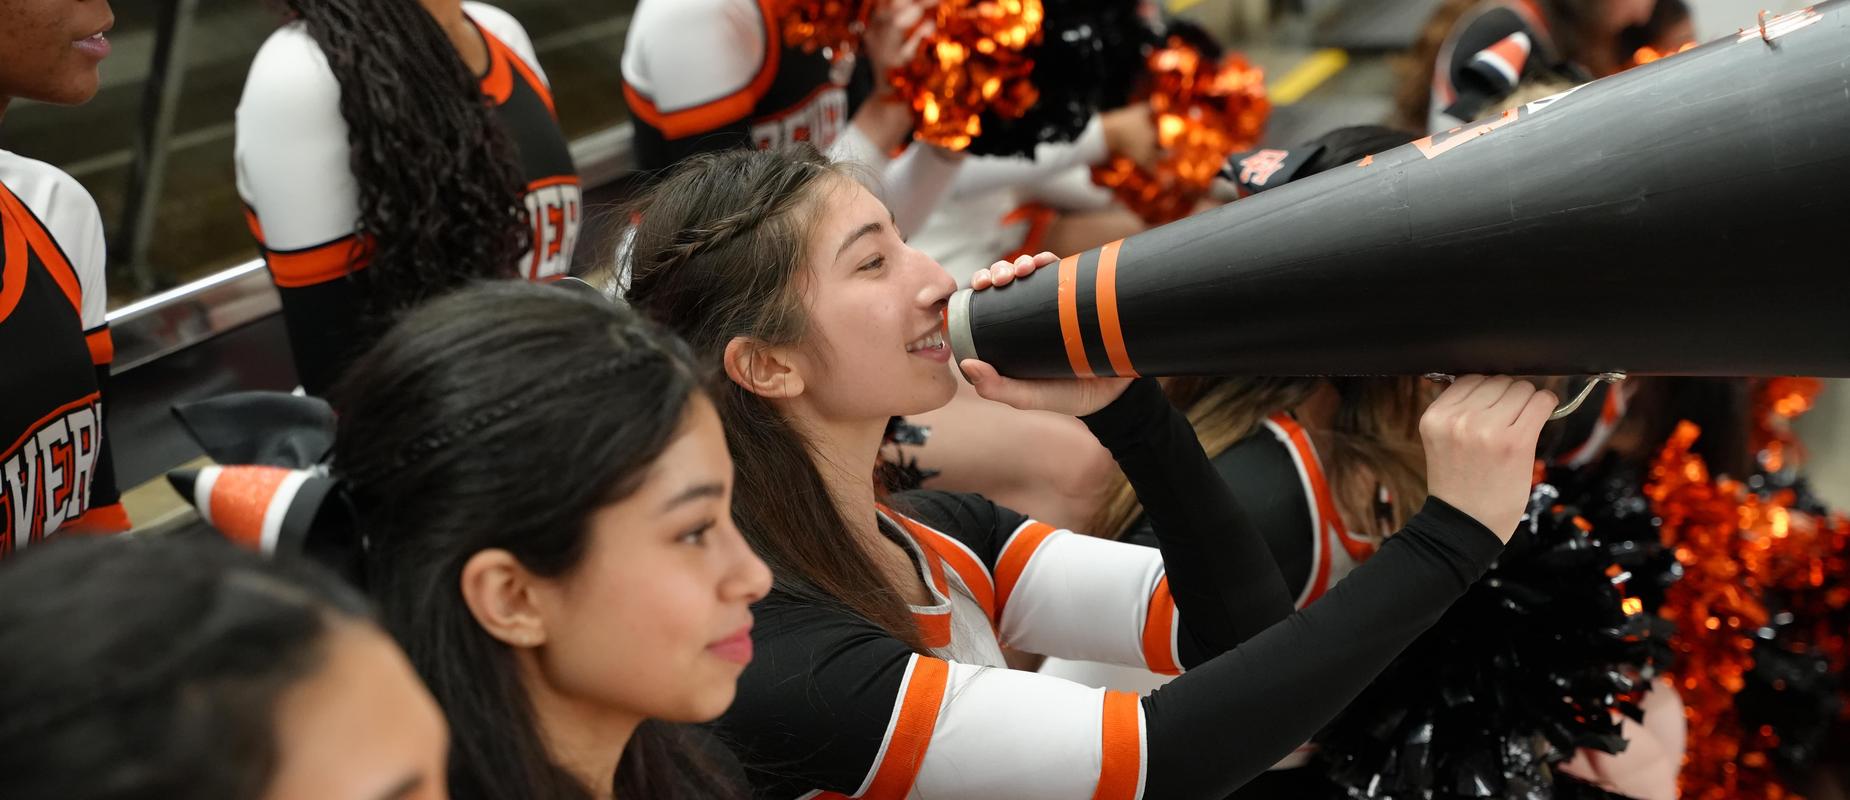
[477,24,515,105]
[0,192,28,321]
[1056,254,1094,378]
[0,185,80,312]
[913,609,953,649]
[85,328,114,366]
[242,205,264,242]
[862,656,951,800]
[1092,691,1144,800]
[265,236,369,288]
[1,392,98,462]
[1093,240,1137,377]
[527,175,582,191]
[208,466,292,549]
[993,521,1056,617]
[883,506,998,623]
[477,26,555,116]
[61,503,130,535]
[1271,415,1375,605]
[622,0,784,139]
[1140,576,1181,676]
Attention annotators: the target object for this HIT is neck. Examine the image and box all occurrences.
[418,0,488,73]
[518,653,644,800]
[419,0,466,28]
[790,405,890,548]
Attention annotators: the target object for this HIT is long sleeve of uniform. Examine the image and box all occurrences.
[722,494,1502,799]
[1140,499,1504,798]
[1078,378,1295,659]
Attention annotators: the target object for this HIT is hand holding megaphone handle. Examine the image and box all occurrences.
[1423,372,1628,421]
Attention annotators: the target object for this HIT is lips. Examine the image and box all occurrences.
[72,27,112,60]
[709,624,754,665]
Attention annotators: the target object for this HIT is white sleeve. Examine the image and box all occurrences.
[234,26,361,254]
[909,659,1149,799]
[948,117,1110,198]
[620,0,766,114]
[465,2,548,86]
[994,521,1184,675]
[878,145,962,238]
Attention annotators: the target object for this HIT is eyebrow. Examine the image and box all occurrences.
[835,221,885,261]
[371,775,423,800]
[661,482,726,512]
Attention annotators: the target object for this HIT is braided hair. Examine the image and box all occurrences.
[0,533,374,800]
[283,0,532,322]
[329,281,743,800]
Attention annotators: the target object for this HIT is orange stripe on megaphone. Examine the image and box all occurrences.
[1094,240,1138,378]
[1057,254,1095,378]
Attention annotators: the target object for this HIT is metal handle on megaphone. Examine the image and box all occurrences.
[1424,372,1628,421]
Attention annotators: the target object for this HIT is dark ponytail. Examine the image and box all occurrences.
[282,0,531,322]
[330,281,741,799]
[624,144,930,653]
[0,532,372,800]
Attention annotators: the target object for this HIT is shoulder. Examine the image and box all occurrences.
[463,3,538,65]
[240,23,341,114]
[0,150,106,278]
[631,0,764,32]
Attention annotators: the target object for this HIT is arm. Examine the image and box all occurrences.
[723,504,1503,799]
[234,29,370,393]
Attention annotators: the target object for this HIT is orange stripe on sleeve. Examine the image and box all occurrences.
[863,656,951,800]
[993,521,1056,618]
[1140,576,1181,676]
[503,41,556,115]
[265,237,369,288]
[85,328,114,366]
[883,506,998,622]
[1092,691,1144,800]
[623,0,783,139]
[1057,254,1094,378]
[1094,240,1138,377]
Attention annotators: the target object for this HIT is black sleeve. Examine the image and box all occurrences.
[1080,378,1297,667]
[1124,431,1317,601]
[1141,498,1506,798]
[275,278,364,396]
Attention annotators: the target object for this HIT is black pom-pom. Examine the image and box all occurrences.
[1315,471,1676,799]
[965,0,1155,158]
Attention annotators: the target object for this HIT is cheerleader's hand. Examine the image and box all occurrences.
[958,358,1132,418]
[970,251,1057,290]
[1420,376,1556,542]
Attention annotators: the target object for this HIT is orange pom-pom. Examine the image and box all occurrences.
[778,0,877,63]
[1091,35,1269,224]
[887,0,1046,151]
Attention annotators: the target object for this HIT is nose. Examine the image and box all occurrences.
[912,247,958,314]
[720,518,772,603]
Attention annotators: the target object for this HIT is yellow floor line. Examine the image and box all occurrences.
[1268,48,1350,105]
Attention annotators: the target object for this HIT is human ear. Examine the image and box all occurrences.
[722,337,805,400]
[458,549,550,648]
